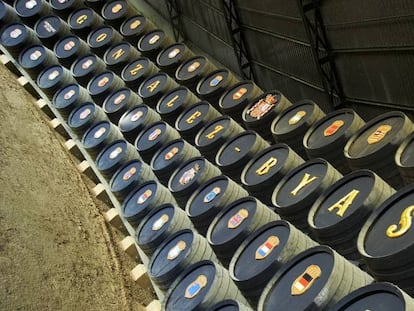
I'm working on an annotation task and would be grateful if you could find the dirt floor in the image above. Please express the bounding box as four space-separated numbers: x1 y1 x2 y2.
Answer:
0 63 154 310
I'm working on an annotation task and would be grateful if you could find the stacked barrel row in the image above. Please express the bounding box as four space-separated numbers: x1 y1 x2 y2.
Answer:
2 0 414 310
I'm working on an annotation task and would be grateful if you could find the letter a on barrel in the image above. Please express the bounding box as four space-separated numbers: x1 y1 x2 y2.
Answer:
185 275 208 299
291 265 322 296
255 236 280 260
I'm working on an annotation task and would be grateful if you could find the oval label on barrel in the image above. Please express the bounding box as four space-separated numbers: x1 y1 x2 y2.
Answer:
152 214 169 231
148 128 162 141
167 240 186 260
122 167 136 181
232 87 247 100
203 187 221 203
367 124 392 144
247 94 277 120
187 61 200 73
386 205 414 238
137 189 152 204
165 147 179 161
131 110 143 122
185 275 208 299
109 146 123 160
209 75 223 87
168 48 180 59
255 235 280 260
179 164 200 185
323 120 344 137
291 265 322 296
227 208 249 229
289 110 307 125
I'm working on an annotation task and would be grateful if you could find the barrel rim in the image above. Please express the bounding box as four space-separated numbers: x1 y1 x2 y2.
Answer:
303 108 357 150
148 228 195 276
102 41 133 64
205 299 244 311
150 137 186 170
328 282 406 311
195 68 230 96
257 245 337 311
175 55 208 81
215 130 259 168
218 80 256 110
120 14 146 36
185 175 230 216
344 111 411 160
101 0 128 20
241 89 283 125
81 119 110 144
270 99 317 135
67 101 96 127
228 219 291 282
357 183 414 262
240 143 292 187
70 53 98 76
308 169 377 231
206 196 258 246
86 70 114 95
395 131 414 168
271 157 329 209
120 56 151 81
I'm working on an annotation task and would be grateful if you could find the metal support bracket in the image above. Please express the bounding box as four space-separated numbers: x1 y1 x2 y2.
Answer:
222 0 256 81
297 0 346 108
166 0 184 42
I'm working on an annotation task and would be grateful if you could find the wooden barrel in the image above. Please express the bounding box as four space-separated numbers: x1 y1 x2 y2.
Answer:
52 83 92 119
87 70 125 106
218 80 263 125
151 138 201 186
120 15 155 46
149 229 217 291
50 0 84 19
137 29 173 61
257 246 373 311
162 260 249 310
195 116 244 163
308 169 395 260
1 23 41 58
215 131 270 183
241 144 304 205
71 54 106 88
109 159 156 203
103 41 140 75
357 184 414 296
344 111 413 189
37 65 76 99
54 35 91 69
329 282 414 311
156 43 194 77
271 100 326 160
206 196 279 267
102 88 142 124
19 44 58 80
121 180 176 227
134 120 181 163
138 72 179 107
14 0 52 27
303 108 365 175
229 220 317 307
68 102 107 138
87 25 122 57
168 157 221 209
242 90 292 142
136 203 194 257
95 139 139 181
35 15 71 49
101 0 133 29
395 132 414 185
185 176 249 236
175 55 216 92
68 8 103 40
272 158 343 233
156 86 199 126
120 57 159 89
196 68 239 109
175 101 221 144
